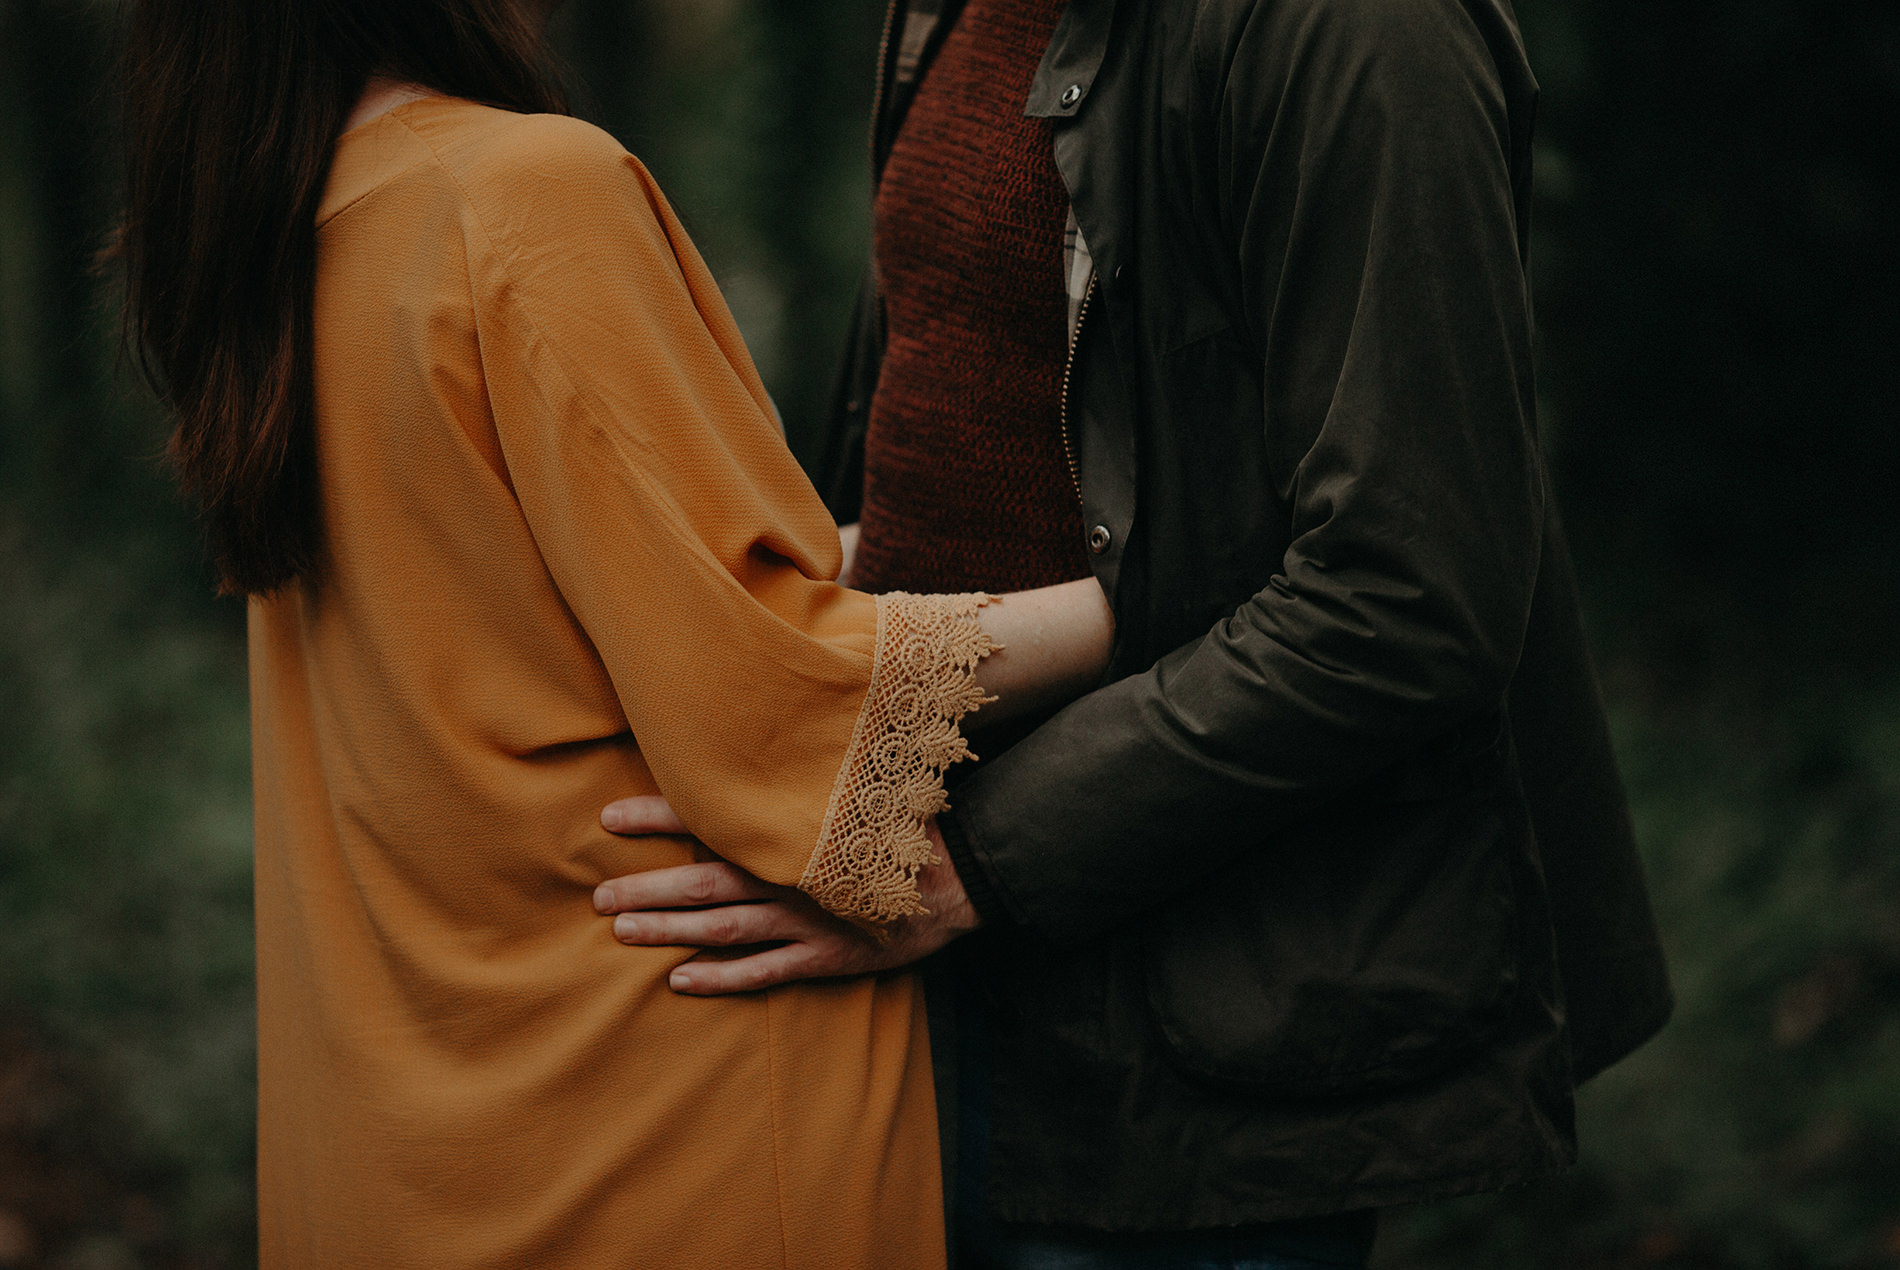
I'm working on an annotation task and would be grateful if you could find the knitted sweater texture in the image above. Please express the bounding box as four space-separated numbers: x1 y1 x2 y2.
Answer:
852 0 1089 596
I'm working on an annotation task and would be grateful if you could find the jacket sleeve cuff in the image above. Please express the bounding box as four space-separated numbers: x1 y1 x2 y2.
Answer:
938 807 1016 931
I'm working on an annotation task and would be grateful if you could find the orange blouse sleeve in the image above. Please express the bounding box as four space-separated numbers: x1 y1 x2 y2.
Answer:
460 116 991 922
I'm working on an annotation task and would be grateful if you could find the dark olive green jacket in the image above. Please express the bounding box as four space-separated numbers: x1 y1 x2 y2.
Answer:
817 0 1673 1228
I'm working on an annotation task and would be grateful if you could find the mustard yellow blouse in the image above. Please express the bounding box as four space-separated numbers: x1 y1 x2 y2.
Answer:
249 97 983 1268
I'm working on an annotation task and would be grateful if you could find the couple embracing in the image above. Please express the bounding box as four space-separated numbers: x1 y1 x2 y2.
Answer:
116 0 1671 1265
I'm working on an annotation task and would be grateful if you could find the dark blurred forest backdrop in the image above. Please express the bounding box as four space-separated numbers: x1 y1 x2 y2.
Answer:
1 0 1897 1265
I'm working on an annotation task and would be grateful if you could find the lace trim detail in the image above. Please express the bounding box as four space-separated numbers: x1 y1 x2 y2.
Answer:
800 592 999 924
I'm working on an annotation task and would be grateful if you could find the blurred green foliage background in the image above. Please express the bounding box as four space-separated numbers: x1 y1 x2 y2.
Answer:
0 0 1895 1265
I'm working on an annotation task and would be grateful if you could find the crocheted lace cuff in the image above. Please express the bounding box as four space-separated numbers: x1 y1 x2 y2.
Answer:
798 592 998 924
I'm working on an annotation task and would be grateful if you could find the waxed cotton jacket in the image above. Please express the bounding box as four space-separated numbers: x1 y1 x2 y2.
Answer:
817 0 1673 1229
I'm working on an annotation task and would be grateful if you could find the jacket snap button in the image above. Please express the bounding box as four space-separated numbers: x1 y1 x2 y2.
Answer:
1087 524 1112 554
1060 83 1084 108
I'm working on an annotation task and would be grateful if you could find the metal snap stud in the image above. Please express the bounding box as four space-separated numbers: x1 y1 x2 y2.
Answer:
1087 524 1112 554
1060 83 1084 108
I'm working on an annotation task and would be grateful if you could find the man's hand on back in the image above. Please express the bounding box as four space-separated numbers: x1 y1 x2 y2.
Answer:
592 796 981 994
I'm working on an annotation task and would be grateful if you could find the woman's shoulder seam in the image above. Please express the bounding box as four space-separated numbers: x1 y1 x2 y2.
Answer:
387 107 655 277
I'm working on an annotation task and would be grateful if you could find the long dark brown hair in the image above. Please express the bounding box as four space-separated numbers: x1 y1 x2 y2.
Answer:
116 1 567 595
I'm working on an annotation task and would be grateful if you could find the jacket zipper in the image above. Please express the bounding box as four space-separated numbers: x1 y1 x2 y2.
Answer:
868 0 901 179
1057 271 1098 507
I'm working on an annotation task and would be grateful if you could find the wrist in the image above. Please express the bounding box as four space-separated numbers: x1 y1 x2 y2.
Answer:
919 821 982 936
928 813 1010 932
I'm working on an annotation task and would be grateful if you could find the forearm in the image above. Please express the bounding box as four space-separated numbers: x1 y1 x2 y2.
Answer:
948 563 1532 941
967 576 1114 730
836 521 861 586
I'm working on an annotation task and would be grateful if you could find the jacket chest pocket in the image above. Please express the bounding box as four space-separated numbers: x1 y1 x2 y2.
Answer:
1141 724 1532 1096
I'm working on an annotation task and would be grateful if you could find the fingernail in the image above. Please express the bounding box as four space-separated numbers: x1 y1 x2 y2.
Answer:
669 969 692 991
614 915 636 939
602 806 624 830
593 886 614 914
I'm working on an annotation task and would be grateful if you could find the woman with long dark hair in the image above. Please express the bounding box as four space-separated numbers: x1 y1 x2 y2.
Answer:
115 2 1112 1264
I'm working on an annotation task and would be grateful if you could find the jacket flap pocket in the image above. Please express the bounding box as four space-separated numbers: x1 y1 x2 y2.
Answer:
1142 779 1524 1096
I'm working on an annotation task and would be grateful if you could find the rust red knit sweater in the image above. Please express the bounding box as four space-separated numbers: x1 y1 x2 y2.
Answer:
850 0 1090 597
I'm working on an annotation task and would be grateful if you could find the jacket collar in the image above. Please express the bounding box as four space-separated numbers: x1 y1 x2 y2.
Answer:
875 0 1121 173
1025 0 1119 120
871 0 958 174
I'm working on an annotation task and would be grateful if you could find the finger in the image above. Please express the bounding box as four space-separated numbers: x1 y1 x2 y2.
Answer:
600 795 689 836
668 942 856 995
593 862 777 914
612 900 817 948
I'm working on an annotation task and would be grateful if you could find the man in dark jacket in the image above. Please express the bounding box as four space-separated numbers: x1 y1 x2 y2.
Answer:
594 0 1672 1262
